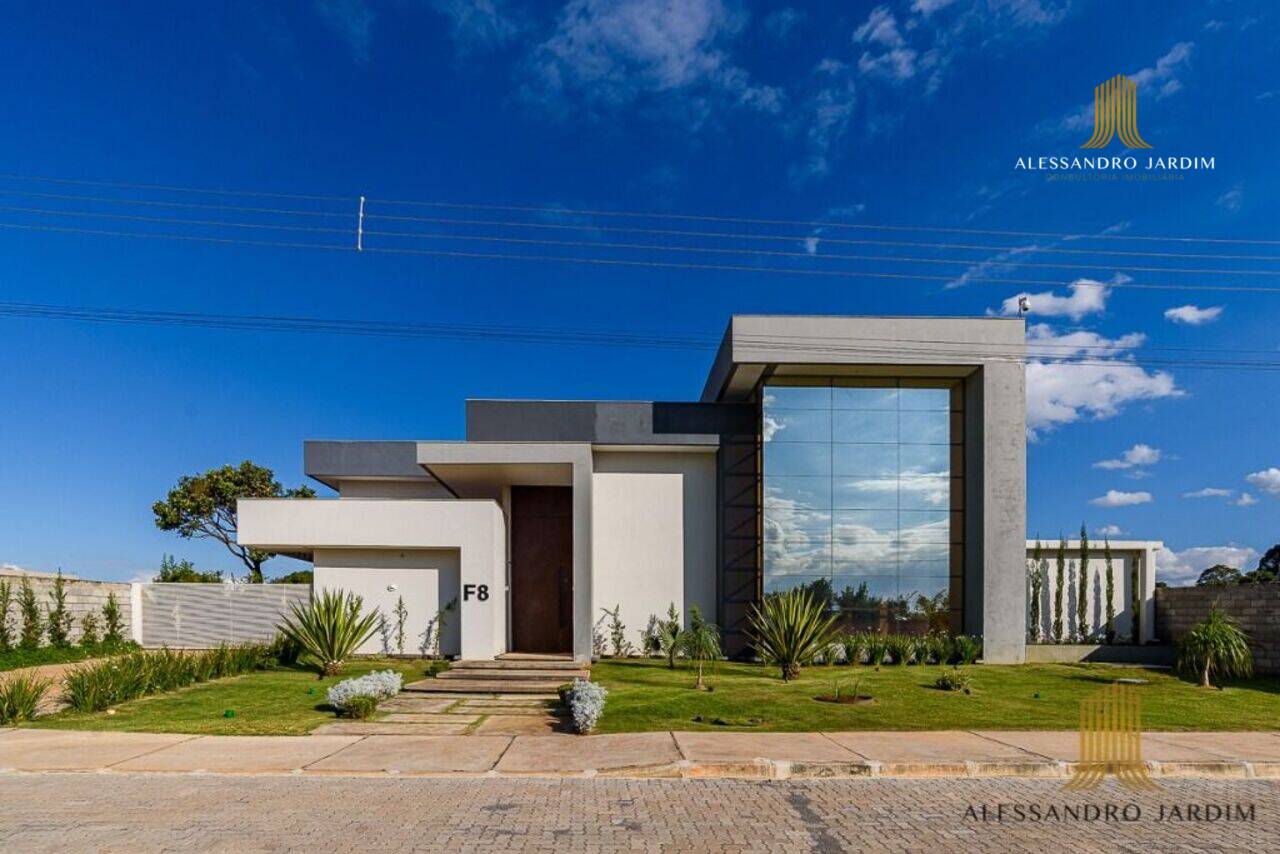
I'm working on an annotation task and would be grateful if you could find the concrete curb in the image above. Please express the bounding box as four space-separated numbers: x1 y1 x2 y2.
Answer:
0 758 1272 781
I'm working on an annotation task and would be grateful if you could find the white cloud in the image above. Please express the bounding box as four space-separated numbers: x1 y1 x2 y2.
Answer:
1090 490 1153 507
1245 467 1280 495
1129 41 1195 99
1163 304 1223 325
1094 443 1161 470
1203 19 1225 32
911 0 958 15
1000 280 1109 321
523 0 782 120
1236 493 1259 507
1183 487 1233 498
853 6 904 47
1024 324 1180 437
1157 544 1258 587
315 0 375 63
1096 524 1124 537
1216 184 1244 213
431 0 522 54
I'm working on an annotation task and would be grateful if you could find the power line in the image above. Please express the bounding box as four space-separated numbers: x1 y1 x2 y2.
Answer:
371 199 1280 247
4 300 1280 372
6 219 1280 294
362 213 1280 263
0 205 353 235
364 228 1280 278
0 188 349 218
4 170 1279 247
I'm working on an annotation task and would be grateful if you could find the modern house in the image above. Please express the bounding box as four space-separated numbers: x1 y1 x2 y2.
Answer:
236 314 1029 663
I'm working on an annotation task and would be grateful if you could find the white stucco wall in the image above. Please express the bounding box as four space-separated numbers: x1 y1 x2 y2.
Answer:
1026 540 1159 644
237 498 505 659
314 549 461 656
591 450 717 651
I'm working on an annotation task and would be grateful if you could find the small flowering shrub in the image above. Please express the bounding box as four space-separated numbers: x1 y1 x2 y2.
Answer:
326 669 402 716
566 678 607 734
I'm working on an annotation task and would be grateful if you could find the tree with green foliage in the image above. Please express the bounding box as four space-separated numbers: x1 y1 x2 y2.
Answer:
154 554 222 583
1052 537 1066 643
102 591 124 644
153 461 315 583
79 611 101 646
1103 539 1116 643
45 569 74 647
1176 605 1253 688
1076 524 1090 641
18 578 42 649
1028 539 1044 642
271 569 314 584
1196 564 1243 586
0 579 12 651
677 606 721 690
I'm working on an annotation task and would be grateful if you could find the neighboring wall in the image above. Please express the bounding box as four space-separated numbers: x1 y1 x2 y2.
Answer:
1026 540 1159 644
0 569 133 644
140 583 309 648
591 450 718 651
1156 585 1280 675
313 548 460 656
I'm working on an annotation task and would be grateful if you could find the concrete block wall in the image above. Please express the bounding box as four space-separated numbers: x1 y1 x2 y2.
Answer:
0 571 133 644
1155 585 1280 675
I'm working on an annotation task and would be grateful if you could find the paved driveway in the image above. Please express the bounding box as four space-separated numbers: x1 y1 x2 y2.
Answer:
1 773 1275 852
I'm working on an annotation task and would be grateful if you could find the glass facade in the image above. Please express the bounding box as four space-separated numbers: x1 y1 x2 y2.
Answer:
762 379 960 633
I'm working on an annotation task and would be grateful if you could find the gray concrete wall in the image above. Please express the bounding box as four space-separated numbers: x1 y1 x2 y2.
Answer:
1156 585 1280 675
0 571 133 645
466 400 724 446
979 359 1027 663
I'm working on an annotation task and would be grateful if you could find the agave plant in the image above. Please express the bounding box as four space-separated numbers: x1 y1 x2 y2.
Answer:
748 588 841 681
883 634 913 665
1176 605 1253 688
278 590 379 677
839 632 867 666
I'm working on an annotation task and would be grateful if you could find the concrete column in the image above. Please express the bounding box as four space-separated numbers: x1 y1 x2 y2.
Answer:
980 361 1027 663
129 582 145 645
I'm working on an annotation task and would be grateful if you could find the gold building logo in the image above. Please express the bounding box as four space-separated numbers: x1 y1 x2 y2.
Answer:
1080 74 1152 150
1065 683 1160 791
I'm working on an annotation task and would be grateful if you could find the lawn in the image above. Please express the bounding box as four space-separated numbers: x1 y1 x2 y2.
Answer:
30 658 427 736
591 658 1280 733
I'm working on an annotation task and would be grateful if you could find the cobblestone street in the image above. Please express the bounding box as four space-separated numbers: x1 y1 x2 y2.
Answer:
1 773 1275 852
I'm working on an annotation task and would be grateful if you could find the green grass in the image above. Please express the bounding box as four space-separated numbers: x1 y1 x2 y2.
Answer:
591 658 1280 733
0 641 138 674
31 658 426 736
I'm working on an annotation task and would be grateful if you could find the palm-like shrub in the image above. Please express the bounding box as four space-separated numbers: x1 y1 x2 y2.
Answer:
278 590 379 677
1176 606 1253 688
950 634 982 665
883 634 913 665
862 634 888 667
0 673 49 724
677 606 721 689
839 632 867 665
748 588 840 681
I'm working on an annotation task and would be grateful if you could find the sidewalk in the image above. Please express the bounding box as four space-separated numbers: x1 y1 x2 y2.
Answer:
4 727 1280 779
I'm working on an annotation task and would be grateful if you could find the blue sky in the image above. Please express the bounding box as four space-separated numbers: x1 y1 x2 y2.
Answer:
0 0 1276 585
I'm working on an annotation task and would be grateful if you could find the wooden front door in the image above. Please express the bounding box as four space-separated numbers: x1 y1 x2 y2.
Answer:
510 486 573 654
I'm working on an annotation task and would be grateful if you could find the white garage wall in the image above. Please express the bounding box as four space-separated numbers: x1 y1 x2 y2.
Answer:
591 450 717 651
314 548 461 656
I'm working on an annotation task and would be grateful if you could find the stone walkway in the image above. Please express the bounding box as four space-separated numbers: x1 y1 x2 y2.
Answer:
5 774 1277 852
313 693 568 736
5 727 1280 779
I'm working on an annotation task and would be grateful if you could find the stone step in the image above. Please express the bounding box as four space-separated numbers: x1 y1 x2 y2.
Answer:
312 721 471 736
403 678 568 695
454 706 564 717
438 668 588 682
455 658 585 671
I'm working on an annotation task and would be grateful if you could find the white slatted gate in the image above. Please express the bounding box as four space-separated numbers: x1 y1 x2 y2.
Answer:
140 583 310 648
